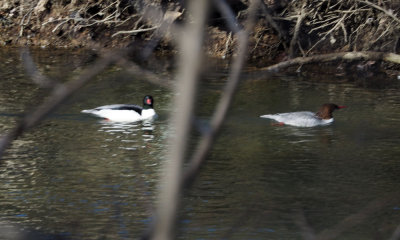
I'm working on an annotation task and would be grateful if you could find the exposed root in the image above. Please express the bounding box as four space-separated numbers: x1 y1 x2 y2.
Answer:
0 0 399 62
280 0 400 55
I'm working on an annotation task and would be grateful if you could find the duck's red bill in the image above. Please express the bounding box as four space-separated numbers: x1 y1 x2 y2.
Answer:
338 106 346 109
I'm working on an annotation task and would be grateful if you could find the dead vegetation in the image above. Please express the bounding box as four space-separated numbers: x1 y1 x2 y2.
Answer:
245 0 400 61
283 0 400 54
0 0 399 61
0 0 183 49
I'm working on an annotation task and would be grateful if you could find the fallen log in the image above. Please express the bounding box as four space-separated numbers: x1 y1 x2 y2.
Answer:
258 51 400 73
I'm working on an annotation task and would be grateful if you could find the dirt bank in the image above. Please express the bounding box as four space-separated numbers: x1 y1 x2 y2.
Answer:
1 0 399 65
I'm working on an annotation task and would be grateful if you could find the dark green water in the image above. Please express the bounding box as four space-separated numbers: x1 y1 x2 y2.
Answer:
0 49 400 239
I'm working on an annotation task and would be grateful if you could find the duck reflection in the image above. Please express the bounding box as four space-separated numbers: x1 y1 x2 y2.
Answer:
273 125 335 145
97 120 156 151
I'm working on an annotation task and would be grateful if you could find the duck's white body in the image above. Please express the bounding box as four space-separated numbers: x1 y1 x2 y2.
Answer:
82 95 157 122
260 103 345 127
260 111 333 127
82 105 157 122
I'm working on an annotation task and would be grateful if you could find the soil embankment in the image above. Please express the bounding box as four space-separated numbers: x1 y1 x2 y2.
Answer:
1 0 399 64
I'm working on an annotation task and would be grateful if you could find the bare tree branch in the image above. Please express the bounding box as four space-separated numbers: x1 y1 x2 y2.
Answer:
289 2 306 58
388 224 400 240
111 26 160 37
212 0 241 34
315 194 399 240
257 51 400 74
147 1 210 240
294 208 316 240
140 9 182 60
260 1 288 48
143 0 263 238
306 6 353 55
0 50 124 159
117 59 173 89
20 48 56 88
357 0 400 24
183 0 259 187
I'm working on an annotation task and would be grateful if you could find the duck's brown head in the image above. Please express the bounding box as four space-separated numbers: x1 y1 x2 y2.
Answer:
316 103 346 119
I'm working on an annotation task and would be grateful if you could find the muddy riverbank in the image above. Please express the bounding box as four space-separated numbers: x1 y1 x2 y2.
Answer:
1 0 399 66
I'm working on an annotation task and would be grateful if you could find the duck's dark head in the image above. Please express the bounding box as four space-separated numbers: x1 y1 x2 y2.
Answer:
143 95 154 109
316 103 346 119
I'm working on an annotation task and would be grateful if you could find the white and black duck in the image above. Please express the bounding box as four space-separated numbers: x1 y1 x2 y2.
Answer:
82 95 157 122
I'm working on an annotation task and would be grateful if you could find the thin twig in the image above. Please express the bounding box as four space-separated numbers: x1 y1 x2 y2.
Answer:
306 6 353 55
19 8 33 37
112 26 160 37
357 0 400 24
52 19 71 33
289 2 306 58
370 19 395 46
340 22 347 42
222 31 232 59
183 0 259 188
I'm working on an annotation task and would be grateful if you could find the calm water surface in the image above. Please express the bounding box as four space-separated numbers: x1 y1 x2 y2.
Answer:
0 49 400 239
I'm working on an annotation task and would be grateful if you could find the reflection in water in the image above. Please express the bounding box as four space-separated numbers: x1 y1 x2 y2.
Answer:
0 118 164 239
271 125 334 144
97 120 156 151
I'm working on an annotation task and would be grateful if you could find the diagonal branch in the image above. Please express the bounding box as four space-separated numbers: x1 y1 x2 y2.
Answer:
357 0 400 24
116 58 173 89
260 1 288 47
388 224 400 240
0 50 124 159
20 48 57 88
183 0 259 188
315 194 399 240
212 0 241 34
